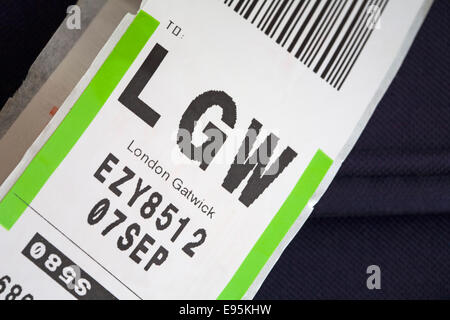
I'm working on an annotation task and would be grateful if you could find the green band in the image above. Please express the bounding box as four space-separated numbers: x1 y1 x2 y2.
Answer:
0 11 160 230
218 149 333 299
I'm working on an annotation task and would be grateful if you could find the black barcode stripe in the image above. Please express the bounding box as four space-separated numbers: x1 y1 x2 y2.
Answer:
240 0 252 15
270 0 294 38
306 0 347 68
287 0 322 53
328 0 376 85
321 0 368 79
266 0 289 35
276 0 305 44
254 1 271 26
295 0 332 58
262 0 282 31
336 0 387 89
333 0 385 87
244 0 260 19
300 0 339 62
224 0 389 90
282 0 310 47
337 0 389 89
234 0 246 12
257 1 276 28
314 0 358 73
252 0 267 23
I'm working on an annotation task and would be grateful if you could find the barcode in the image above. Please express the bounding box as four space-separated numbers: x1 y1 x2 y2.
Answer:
223 0 389 90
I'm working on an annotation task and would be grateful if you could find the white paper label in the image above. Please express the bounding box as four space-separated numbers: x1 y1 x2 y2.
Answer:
0 0 432 300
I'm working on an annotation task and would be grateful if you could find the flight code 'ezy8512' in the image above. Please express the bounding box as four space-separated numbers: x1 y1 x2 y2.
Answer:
89 152 208 273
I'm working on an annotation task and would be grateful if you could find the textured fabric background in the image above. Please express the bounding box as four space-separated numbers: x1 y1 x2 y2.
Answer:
0 0 448 299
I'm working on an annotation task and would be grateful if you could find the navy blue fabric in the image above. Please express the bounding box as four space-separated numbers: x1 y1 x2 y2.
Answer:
0 0 448 300
257 0 450 299
0 0 76 110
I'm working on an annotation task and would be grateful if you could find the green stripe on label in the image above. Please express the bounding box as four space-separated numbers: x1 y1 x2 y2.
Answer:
218 149 333 300
0 11 159 230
